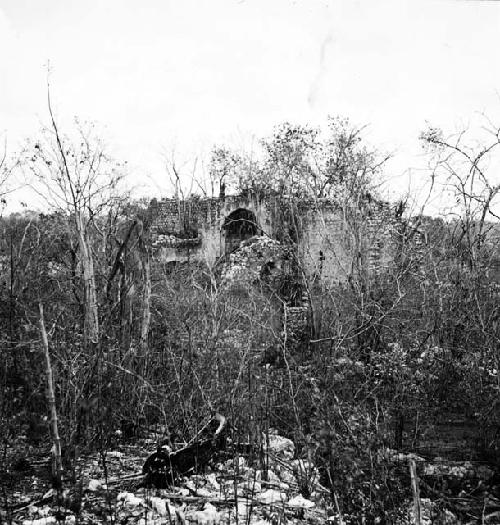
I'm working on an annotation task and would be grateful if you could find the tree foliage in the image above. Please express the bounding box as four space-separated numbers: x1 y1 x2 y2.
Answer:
209 117 388 204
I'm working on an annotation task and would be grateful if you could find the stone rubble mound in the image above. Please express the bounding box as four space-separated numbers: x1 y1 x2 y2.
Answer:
220 236 288 288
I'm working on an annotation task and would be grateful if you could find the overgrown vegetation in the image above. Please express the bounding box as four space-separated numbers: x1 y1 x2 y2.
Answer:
1 115 500 522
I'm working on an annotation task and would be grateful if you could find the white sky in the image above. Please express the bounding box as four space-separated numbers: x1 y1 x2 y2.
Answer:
1 0 500 209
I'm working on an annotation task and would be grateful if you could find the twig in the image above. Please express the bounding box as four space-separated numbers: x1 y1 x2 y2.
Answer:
409 458 422 525
38 303 63 496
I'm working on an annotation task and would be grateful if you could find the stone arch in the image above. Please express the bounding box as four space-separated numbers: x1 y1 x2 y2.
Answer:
222 208 259 254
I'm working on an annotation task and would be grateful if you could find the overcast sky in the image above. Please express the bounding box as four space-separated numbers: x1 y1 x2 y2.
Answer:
1 0 500 208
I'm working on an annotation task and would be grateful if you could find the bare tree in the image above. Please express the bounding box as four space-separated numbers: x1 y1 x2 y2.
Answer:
0 136 9 197
160 145 199 198
0 134 22 213
420 118 500 271
22 92 125 345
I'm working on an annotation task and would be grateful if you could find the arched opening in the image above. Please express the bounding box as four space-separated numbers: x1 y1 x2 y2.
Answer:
222 208 258 254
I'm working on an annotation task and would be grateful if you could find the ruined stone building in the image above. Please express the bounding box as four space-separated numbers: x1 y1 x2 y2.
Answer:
148 192 403 284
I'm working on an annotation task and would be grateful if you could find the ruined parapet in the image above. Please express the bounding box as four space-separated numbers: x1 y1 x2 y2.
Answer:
147 192 406 282
148 193 277 265
296 197 403 281
148 197 220 263
149 197 220 238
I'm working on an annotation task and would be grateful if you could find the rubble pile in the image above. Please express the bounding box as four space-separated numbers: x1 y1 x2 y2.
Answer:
11 431 330 525
220 236 289 289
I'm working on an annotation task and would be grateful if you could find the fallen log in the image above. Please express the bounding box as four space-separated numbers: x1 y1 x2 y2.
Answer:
143 413 228 488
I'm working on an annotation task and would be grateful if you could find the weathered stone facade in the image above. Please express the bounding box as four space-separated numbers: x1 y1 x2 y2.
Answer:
148 192 402 282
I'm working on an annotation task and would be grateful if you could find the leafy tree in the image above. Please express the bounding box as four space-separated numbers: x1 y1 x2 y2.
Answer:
212 117 389 203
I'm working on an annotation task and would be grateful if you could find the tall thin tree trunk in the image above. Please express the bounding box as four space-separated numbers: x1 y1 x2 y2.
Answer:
38 302 63 491
140 249 151 353
120 267 134 354
76 212 99 345
9 229 17 374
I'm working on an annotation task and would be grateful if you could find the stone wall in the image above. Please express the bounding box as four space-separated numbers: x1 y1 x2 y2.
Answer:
297 201 352 283
148 193 402 282
148 193 278 264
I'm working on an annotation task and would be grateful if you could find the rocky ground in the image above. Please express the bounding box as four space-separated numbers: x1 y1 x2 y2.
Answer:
2 429 334 525
2 427 500 524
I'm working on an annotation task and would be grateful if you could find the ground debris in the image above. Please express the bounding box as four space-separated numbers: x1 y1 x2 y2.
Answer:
7 428 500 524
8 428 331 524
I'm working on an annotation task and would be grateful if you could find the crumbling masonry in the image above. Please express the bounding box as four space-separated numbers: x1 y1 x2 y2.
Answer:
148 192 402 283
148 192 406 346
